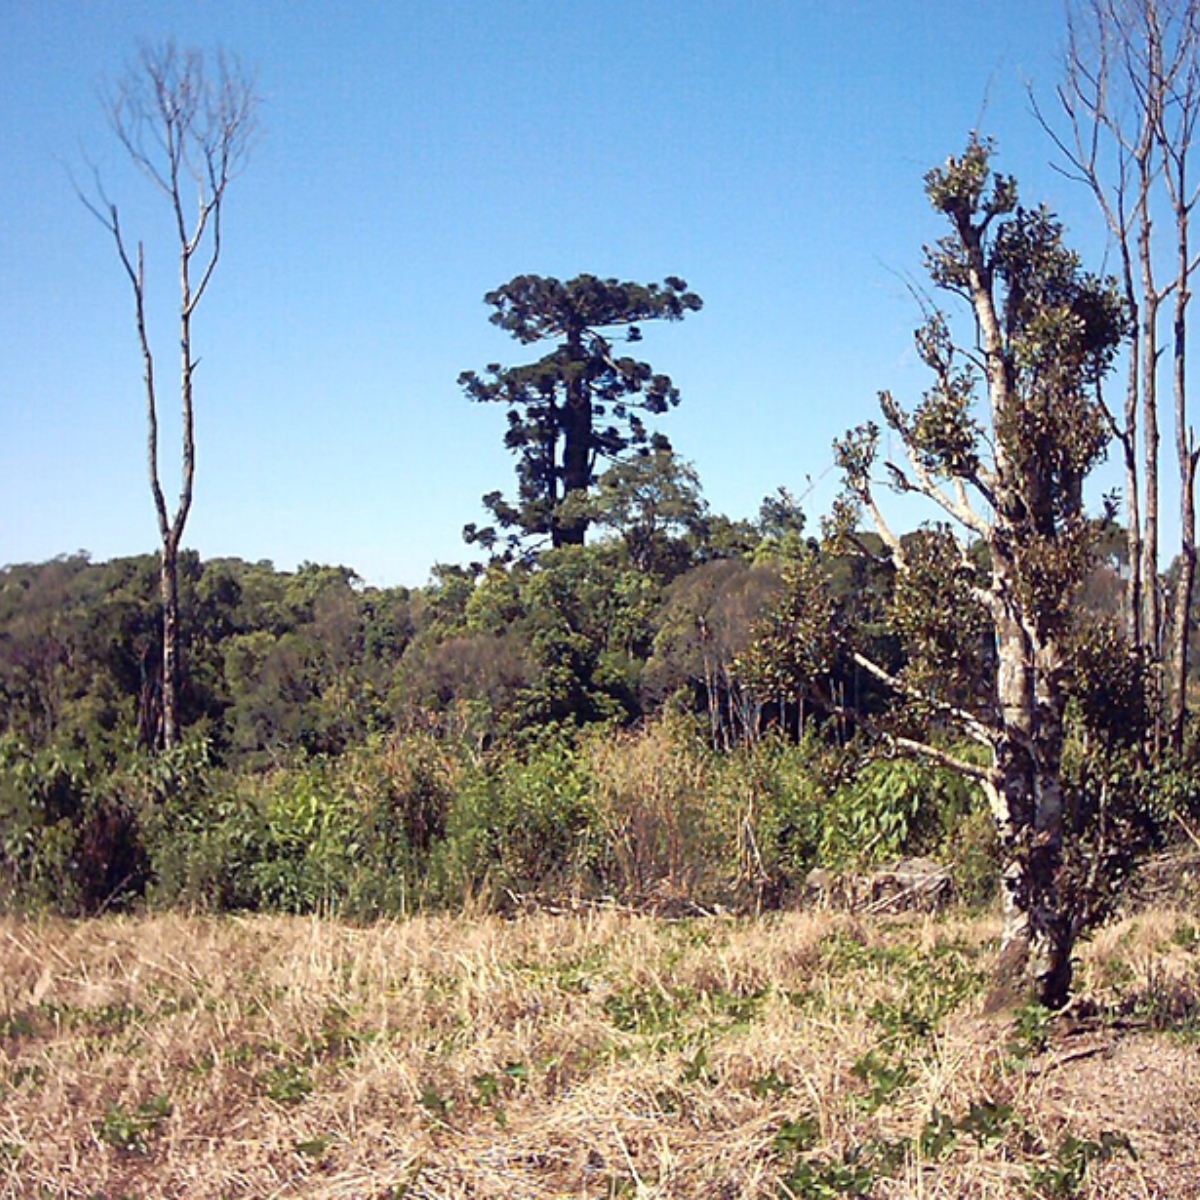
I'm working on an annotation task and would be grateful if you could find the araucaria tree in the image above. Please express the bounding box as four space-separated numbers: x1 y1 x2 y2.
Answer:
459 274 702 553
85 43 258 749
831 140 1131 1007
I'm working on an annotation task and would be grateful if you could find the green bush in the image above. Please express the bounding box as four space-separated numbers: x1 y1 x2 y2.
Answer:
819 754 985 869
0 735 148 914
0 717 1003 919
0 737 88 912
428 728 599 907
730 732 844 893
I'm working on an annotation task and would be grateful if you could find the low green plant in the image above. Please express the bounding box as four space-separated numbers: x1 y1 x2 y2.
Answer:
778 1150 877 1198
95 1093 172 1155
1028 1130 1136 1198
958 1098 1015 1146
603 984 693 1040
918 1109 958 1159
469 1061 529 1127
1171 922 1198 950
773 1113 820 1155
680 1045 716 1085
751 1068 791 1098
850 1048 911 1111
1007 1002 1054 1060
417 1082 453 1120
294 1136 333 1159
261 1062 313 1106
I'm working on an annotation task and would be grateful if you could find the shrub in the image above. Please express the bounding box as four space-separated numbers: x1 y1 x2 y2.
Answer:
728 732 845 899
428 727 600 907
820 753 986 869
0 735 148 914
587 717 725 904
0 736 88 912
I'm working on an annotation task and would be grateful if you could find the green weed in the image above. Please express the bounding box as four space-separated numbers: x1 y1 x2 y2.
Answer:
850 1048 911 1111
918 1109 958 1159
958 1098 1015 1146
95 1093 172 1155
261 1062 313 1106
773 1113 820 1155
1171 922 1198 950
1028 1130 1136 1198
751 1068 791 1098
294 1135 333 1159
1007 1002 1054 1060
778 1150 877 1198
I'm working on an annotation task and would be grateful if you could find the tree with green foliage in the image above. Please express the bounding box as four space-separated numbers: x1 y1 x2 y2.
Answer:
853 140 1137 1007
648 557 785 746
459 274 702 553
752 140 1136 1008
563 448 710 578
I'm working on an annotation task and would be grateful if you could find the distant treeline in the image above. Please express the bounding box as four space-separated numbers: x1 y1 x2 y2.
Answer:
0 488 807 763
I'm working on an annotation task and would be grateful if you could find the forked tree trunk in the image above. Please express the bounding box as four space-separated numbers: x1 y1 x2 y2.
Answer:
954 185 1079 1010
85 43 257 751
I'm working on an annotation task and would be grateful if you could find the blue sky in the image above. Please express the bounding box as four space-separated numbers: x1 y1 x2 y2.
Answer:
1 1 1106 587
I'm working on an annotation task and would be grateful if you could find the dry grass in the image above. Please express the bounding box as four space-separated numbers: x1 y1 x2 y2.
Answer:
1 904 1198 1198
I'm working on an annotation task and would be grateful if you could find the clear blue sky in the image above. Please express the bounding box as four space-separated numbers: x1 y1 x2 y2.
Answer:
1 1 1108 587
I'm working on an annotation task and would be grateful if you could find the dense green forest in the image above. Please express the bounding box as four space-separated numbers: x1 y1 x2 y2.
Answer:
0 452 1153 921
0 486 930 914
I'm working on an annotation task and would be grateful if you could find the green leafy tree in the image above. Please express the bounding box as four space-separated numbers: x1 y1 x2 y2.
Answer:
648 558 785 746
459 274 702 552
754 486 809 561
752 140 1133 1007
563 447 710 578
846 139 1132 1007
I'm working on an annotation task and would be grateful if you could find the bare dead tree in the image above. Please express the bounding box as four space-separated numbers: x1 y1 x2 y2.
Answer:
1159 3 1200 750
1040 0 1200 751
83 42 258 749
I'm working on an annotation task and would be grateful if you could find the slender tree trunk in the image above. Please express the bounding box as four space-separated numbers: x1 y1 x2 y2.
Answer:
1141 206 1164 745
1170 137 1198 751
1123 281 1145 649
1139 13 1169 750
160 542 181 749
1172 465 1197 749
1171 262 1197 748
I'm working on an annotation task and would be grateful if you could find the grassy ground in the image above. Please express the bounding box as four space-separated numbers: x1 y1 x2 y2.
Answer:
1 902 1198 1199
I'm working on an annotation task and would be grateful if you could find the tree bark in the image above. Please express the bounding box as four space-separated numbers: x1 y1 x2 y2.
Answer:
160 542 181 749
557 326 592 547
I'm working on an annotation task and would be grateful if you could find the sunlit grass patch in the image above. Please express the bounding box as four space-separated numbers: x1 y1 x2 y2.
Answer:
0 906 1196 1197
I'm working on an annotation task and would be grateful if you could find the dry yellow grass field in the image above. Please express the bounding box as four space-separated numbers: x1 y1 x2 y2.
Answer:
1 903 1198 1198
